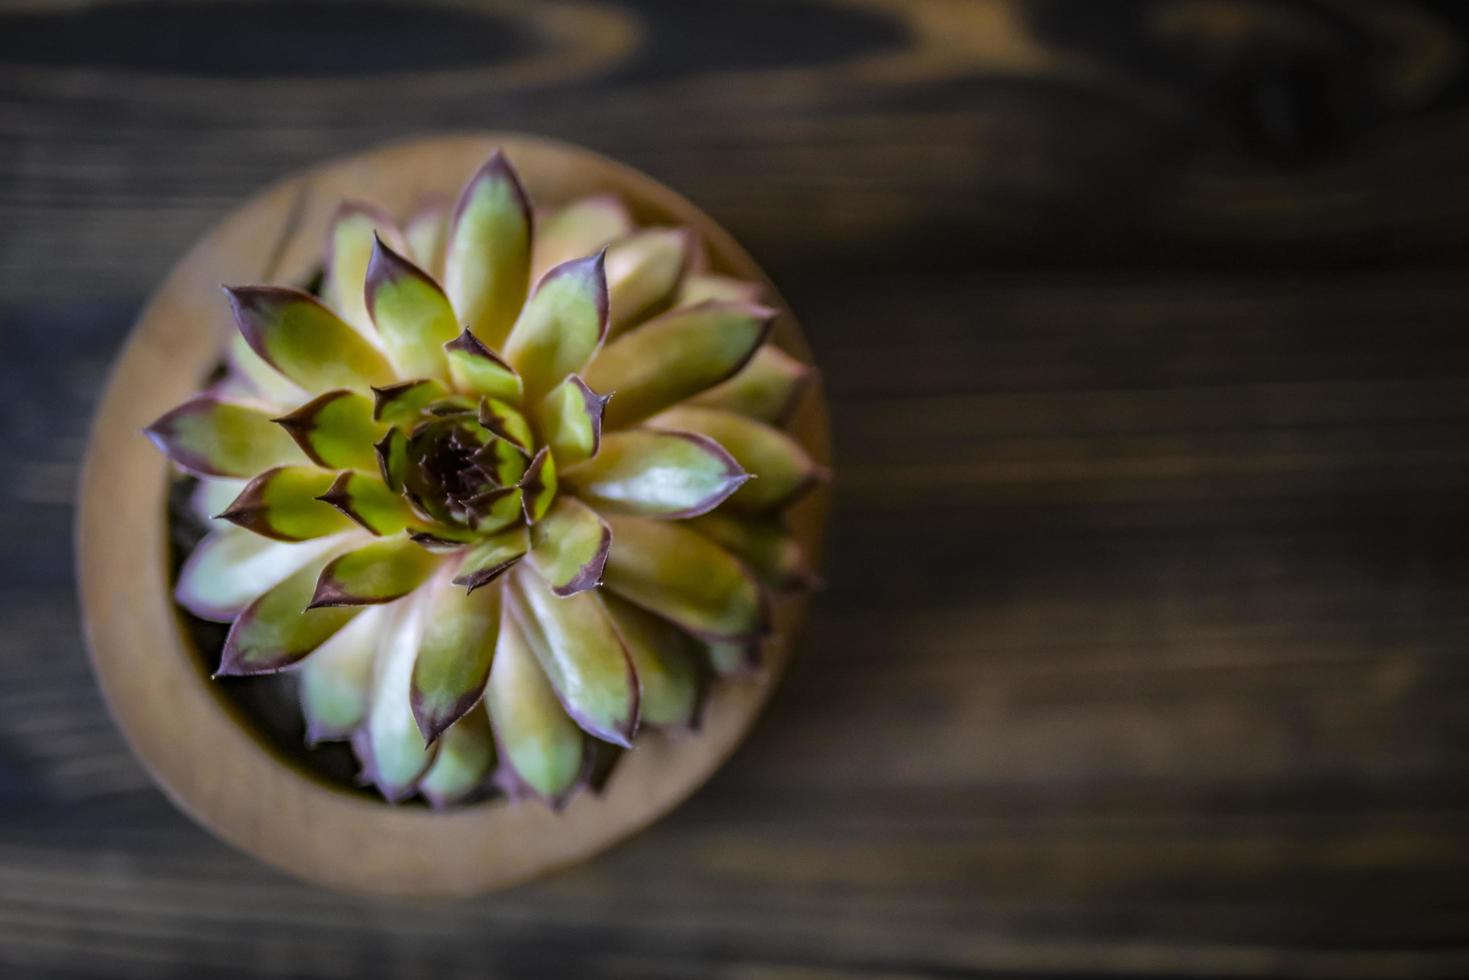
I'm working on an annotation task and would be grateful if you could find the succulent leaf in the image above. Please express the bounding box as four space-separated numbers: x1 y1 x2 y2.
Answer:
219 466 357 541
484 438 530 489
532 194 632 279
676 272 763 307
357 595 437 800
405 201 449 280
411 572 502 743
519 447 558 523
486 612 586 805
476 397 534 453
527 497 610 597
299 603 388 743
687 344 812 424
316 471 415 536
226 286 395 393
603 594 701 728
146 395 307 478
509 568 639 746
419 707 494 809
176 526 347 623
605 228 691 334
586 301 775 428
652 406 822 512
218 547 363 676
532 375 609 467
687 511 814 590
228 332 306 407
309 537 441 608
443 329 523 402
323 202 406 336
191 477 248 527
365 237 460 382
452 525 529 592
272 389 383 471
374 427 410 493
503 252 609 401
444 151 532 349
466 487 524 535
565 428 746 518
602 514 764 641
372 378 450 425
176 525 345 625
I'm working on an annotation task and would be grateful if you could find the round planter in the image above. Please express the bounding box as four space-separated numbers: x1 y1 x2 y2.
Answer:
77 134 830 896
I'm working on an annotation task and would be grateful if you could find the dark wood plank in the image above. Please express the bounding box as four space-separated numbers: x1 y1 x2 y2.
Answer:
5 0 1469 976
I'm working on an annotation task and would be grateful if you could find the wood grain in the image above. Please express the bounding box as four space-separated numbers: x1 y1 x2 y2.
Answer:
6 0 1469 976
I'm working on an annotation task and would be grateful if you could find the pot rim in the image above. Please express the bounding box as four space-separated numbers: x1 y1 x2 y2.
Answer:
76 133 830 896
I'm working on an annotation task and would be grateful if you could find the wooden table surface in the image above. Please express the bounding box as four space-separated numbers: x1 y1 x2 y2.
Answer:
5 1 1469 977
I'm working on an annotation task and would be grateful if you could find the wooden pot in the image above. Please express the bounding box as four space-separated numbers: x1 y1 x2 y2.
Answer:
76 134 830 896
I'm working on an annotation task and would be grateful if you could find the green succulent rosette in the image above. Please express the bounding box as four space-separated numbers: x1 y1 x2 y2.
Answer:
146 152 821 808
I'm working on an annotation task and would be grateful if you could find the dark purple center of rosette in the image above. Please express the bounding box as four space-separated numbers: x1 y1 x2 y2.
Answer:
402 412 517 530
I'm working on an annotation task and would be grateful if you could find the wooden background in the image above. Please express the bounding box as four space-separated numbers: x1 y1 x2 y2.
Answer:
5 0 1469 976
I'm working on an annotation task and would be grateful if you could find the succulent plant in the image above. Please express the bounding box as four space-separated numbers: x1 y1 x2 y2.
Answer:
145 152 821 808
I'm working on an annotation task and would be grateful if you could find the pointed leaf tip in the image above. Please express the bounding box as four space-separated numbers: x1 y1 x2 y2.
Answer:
532 374 610 467
509 571 639 747
566 428 748 519
445 150 533 349
410 576 502 745
452 525 529 593
532 193 633 279
370 377 449 425
527 497 611 597
323 201 405 337
476 396 533 452
518 447 558 524
218 548 362 676
145 395 306 477
503 250 610 401
442 328 524 401
365 236 459 382
307 537 439 609
217 466 355 542
375 427 409 492
585 301 776 428
418 707 494 808
314 470 413 536
225 284 395 393
651 406 820 512
270 389 381 471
